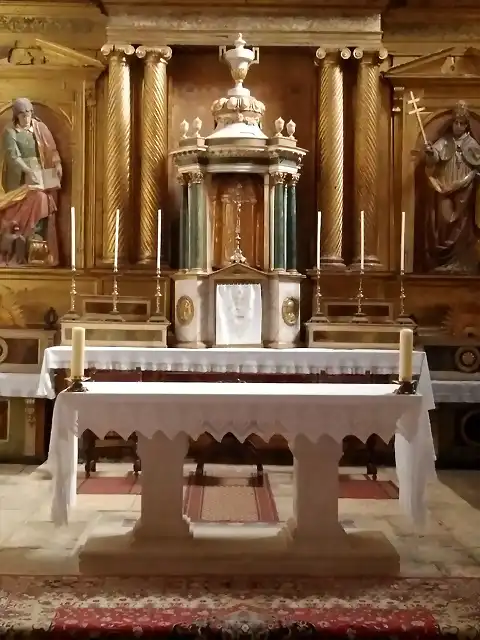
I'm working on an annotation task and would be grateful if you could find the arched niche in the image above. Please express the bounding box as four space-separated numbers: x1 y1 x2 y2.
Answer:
412 107 480 272
0 39 104 269
385 46 480 273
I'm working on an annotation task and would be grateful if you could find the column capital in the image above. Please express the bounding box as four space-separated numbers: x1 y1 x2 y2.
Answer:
289 174 300 186
352 47 388 64
136 45 172 64
271 171 286 185
188 171 205 184
101 43 135 61
315 48 351 66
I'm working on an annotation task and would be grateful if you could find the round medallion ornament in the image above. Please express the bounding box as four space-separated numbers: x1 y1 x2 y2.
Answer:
454 346 480 374
281 297 299 327
176 295 195 326
0 338 8 364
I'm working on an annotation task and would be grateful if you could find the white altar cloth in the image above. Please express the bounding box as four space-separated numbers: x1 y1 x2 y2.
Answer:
50 381 434 532
37 346 432 399
37 347 435 482
0 373 42 398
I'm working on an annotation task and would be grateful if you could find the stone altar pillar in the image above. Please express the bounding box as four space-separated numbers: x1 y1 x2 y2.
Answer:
100 44 134 265
352 48 388 269
315 48 350 269
135 46 172 265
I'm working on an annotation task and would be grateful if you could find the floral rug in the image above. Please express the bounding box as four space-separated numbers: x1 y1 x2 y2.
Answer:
0 576 479 639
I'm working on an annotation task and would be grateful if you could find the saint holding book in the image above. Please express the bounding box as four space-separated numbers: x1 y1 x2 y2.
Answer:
0 98 61 265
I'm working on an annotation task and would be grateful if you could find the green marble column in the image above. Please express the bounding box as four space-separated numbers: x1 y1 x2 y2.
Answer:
178 176 189 269
286 174 299 271
272 172 286 271
187 171 205 270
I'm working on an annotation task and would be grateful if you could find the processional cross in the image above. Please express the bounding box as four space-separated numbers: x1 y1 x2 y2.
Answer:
407 91 429 145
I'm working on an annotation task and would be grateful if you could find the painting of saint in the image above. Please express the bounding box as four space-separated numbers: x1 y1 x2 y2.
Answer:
0 98 61 266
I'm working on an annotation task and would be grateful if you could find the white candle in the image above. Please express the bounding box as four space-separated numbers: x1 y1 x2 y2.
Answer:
399 328 414 382
360 210 365 271
114 209 119 270
70 206 76 270
316 211 322 271
70 327 85 379
156 209 162 272
400 211 406 273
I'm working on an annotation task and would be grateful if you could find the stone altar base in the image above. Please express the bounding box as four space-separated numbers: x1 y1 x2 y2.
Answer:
79 526 399 577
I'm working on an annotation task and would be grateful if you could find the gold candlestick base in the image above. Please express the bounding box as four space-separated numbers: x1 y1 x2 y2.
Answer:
62 269 80 321
351 269 369 324
148 270 166 323
108 270 125 322
395 271 415 325
394 379 417 395
66 376 90 393
311 269 329 322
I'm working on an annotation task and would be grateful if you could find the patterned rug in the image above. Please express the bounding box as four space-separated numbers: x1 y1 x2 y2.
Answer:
77 473 399 501
0 576 479 638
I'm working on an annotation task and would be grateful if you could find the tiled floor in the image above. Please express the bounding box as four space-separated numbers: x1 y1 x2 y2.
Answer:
0 462 479 577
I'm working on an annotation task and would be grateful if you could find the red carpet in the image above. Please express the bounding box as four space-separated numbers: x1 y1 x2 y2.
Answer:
77 473 399 501
1 576 479 638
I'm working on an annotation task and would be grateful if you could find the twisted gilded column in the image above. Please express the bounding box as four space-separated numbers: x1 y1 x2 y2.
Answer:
315 48 350 269
352 47 388 269
136 46 172 264
100 44 134 264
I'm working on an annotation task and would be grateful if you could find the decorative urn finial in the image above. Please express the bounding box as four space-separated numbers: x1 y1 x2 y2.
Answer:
220 33 259 96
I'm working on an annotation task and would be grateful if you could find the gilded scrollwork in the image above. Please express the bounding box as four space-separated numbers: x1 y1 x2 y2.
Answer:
271 172 286 185
188 171 205 185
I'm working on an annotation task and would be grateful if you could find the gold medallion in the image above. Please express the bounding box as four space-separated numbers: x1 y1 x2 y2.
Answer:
176 295 195 326
281 296 299 327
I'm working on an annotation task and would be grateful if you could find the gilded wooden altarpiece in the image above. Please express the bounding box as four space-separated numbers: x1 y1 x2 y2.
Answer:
0 0 479 337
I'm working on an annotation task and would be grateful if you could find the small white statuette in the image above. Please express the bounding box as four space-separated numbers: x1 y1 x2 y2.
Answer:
192 117 203 138
274 117 285 137
180 120 189 139
286 120 296 140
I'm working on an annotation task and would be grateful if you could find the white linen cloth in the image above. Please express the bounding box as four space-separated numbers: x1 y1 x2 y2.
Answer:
215 283 262 346
37 347 435 483
0 373 42 398
50 381 434 529
37 346 432 400
431 380 480 403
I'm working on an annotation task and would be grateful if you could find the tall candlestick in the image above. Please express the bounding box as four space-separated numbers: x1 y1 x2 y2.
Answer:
70 327 85 379
316 211 322 271
156 209 162 272
114 209 119 270
400 210 406 273
399 328 413 382
70 206 76 270
360 210 365 271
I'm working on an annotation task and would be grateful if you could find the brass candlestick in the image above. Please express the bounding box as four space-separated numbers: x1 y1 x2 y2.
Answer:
394 379 417 395
148 268 165 323
62 267 80 321
396 270 415 325
108 267 125 321
352 268 368 323
312 268 328 321
65 376 90 393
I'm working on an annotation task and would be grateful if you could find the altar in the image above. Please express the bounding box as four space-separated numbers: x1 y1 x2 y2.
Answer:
50 380 433 577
